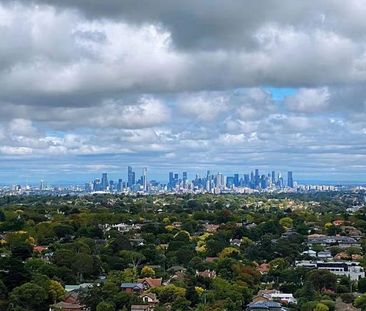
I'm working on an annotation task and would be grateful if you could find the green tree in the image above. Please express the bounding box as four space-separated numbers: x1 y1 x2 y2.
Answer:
9 282 48 311
96 301 115 311
314 303 329 311
71 253 94 282
354 293 366 309
48 280 65 304
279 217 293 229
307 269 337 291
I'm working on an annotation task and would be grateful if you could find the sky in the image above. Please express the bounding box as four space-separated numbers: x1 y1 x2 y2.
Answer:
0 0 366 184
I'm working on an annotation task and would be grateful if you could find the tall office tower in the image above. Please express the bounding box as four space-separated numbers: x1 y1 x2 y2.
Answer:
85 182 93 192
271 171 276 185
226 176 235 188
143 167 148 192
255 169 260 187
168 172 174 189
128 166 135 188
109 180 114 192
250 171 254 186
93 178 101 191
174 173 179 188
101 173 108 190
260 175 268 189
244 174 250 186
183 172 187 188
234 173 239 187
40 180 45 191
215 173 225 188
117 179 123 192
287 171 294 188
277 173 284 188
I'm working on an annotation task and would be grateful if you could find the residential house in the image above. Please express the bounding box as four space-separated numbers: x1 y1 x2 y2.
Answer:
137 278 162 290
203 224 220 233
140 293 159 306
121 283 144 294
230 239 242 247
295 260 365 281
196 270 216 279
254 290 297 305
131 305 153 311
246 301 285 311
49 292 88 311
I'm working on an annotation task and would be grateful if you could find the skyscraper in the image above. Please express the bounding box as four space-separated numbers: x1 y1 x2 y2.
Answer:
143 167 148 192
101 173 108 190
168 172 174 189
183 171 187 189
128 166 135 188
117 179 123 192
234 173 239 187
287 171 294 188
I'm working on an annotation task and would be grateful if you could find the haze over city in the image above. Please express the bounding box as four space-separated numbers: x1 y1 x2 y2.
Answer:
0 1 366 184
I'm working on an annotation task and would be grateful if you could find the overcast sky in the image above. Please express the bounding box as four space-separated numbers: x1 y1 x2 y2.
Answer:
0 0 366 184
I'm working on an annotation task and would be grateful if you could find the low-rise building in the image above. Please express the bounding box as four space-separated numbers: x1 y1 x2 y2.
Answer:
295 260 365 281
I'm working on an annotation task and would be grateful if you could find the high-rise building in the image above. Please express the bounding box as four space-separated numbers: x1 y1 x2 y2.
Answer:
143 167 148 192
287 171 294 188
234 173 239 187
168 172 174 189
271 171 276 185
255 169 259 187
128 166 135 188
117 179 123 192
93 178 101 191
183 172 187 189
101 173 108 190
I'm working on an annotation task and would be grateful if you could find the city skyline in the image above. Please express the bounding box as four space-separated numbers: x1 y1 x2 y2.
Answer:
3 165 366 187
0 1 366 183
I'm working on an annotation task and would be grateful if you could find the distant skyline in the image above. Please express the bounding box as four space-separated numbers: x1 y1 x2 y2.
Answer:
0 1 366 183
1 164 365 186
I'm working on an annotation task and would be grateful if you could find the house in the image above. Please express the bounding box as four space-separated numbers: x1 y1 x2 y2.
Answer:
295 260 365 281
121 283 144 294
49 301 88 311
196 270 216 279
49 292 88 311
131 305 153 311
254 290 297 305
140 293 159 305
307 235 360 249
257 263 270 274
203 224 220 233
137 278 162 289
230 239 242 247
317 251 332 260
33 245 48 253
65 284 93 293
246 301 284 311
301 250 317 258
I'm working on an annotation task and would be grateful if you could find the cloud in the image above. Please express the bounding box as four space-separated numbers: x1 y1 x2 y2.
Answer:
0 1 365 182
286 88 330 112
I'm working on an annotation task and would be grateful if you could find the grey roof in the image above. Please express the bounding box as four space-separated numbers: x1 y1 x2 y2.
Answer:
248 301 282 308
121 282 144 289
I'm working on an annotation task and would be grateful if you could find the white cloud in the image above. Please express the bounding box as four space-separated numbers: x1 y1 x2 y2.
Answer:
286 88 330 113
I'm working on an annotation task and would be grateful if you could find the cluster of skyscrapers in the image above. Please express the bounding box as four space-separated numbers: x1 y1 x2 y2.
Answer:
168 170 294 192
85 166 148 193
85 167 295 193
